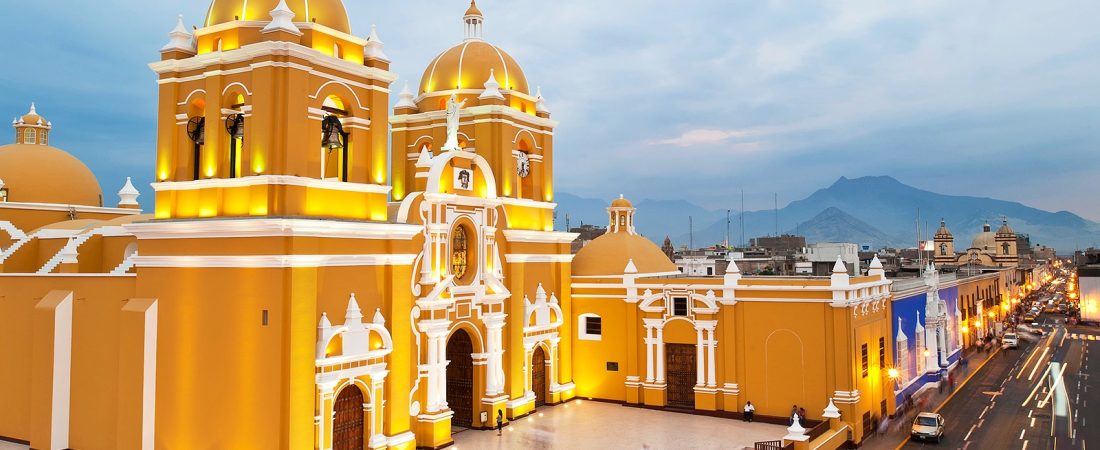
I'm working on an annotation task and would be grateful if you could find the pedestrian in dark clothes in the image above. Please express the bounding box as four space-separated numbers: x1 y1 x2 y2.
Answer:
496 409 503 436
798 407 807 424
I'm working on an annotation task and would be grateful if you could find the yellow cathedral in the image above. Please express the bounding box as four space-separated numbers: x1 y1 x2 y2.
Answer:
0 2 894 449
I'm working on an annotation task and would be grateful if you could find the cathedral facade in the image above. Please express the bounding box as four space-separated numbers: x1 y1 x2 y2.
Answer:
0 2 893 449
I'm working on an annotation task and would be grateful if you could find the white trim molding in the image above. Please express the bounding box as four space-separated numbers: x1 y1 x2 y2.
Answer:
504 254 574 264
501 229 578 244
133 254 417 268
125 218 421 240
150 174 392 195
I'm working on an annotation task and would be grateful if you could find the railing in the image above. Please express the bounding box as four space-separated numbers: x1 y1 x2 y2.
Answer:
807 419 831 441
754 440 792 450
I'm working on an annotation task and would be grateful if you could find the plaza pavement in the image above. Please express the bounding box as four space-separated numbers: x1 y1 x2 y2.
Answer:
453 399 787 450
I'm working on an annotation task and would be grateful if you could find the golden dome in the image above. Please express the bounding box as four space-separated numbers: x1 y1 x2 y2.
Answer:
465 0 483 17
573 232 678 277
611 195 633 208
204 0 351 34
0 144 103 206
420 40 529 95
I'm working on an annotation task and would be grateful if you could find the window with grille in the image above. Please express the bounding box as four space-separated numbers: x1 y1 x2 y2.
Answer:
861 344 869 378
578 314 602 341
673 297 689 316
879 337 886 370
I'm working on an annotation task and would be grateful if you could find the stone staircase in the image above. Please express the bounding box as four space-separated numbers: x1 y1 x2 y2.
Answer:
111 251 138 274
0 221 30 263
36 233 92 274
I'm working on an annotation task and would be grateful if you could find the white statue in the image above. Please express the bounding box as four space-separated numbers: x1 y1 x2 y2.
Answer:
441 94 467 151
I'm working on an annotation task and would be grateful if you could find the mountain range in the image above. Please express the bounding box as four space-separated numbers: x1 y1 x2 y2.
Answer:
553 176 1099 253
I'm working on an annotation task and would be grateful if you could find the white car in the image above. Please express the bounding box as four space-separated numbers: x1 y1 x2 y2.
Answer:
1003 332 1019 348
911 412 945 443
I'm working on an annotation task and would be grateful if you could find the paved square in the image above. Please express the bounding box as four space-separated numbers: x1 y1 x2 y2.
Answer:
453 400 787 450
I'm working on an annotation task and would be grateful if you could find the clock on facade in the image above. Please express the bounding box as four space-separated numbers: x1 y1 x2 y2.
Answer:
516 152 530 178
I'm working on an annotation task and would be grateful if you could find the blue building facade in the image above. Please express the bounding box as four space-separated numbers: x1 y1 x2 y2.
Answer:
890 271 962 406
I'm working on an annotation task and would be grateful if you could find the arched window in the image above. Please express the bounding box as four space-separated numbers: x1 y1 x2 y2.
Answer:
333 42 342 59
940 243 947 256
213 38 223 52
40 131 47 146
23 129 35 145
451 226 469 279
1002 243 1010 255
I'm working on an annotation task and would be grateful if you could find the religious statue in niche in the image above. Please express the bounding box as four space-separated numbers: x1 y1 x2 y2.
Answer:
454 168 472 191
452 227 468 279
442 94 467 151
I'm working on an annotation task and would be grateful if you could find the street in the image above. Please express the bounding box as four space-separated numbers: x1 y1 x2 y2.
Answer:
901 313 1097 450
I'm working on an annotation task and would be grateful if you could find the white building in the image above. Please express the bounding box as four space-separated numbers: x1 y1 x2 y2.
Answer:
804 242 859 275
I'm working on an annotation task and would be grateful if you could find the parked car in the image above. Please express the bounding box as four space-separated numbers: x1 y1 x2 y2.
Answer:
1003 332 1019 348
911 412 945 443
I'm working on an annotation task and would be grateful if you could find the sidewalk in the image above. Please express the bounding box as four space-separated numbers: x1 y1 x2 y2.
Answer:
860 345 1002 450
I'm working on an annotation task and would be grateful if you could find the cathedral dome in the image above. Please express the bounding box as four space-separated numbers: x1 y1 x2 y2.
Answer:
419 41 529 95
418 1 530 95
970 224 996 251
204 0 351 34
572 196 677 277
0 144 103 206
572 232 678 277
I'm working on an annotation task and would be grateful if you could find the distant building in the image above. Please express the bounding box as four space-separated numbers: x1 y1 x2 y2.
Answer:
750 234 806 253
570 223 607 253
932 219 1020 268
804 242 859 275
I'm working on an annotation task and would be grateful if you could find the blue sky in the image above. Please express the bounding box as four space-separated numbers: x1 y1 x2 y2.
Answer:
2 0 1098 220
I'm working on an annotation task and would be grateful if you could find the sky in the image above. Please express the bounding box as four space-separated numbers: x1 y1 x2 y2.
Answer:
1 0 1098 220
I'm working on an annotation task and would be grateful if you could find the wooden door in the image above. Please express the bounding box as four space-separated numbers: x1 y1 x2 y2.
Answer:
665 343 696 409
532 346 547 407
333 385 364 450
446 329 474 429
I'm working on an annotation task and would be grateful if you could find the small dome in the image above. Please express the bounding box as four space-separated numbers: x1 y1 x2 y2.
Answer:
971 230 996 251
0 144 103 206
420 40 529 95
465 0 483 17
572 232 678 277
204 0 351 34
611 195 633 208
996 220 1015 236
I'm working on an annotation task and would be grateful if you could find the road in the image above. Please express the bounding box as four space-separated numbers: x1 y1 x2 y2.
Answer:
902 313 1097 450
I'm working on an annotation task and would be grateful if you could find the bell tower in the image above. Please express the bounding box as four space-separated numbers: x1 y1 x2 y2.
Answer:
150 3 394 221
933 219 954 266
390 1 557 233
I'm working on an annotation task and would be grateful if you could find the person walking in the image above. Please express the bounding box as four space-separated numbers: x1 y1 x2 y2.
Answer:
496 409 503 436
743 401 755 422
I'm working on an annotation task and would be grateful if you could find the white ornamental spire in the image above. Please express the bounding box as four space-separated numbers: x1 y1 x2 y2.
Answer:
161 15 195 53
27 102 37 116
117 177 140 208
535 86 550 114
395 82 417 109
364 24 389 61
345 293 363 326
262 0 301 35
478 69 505 101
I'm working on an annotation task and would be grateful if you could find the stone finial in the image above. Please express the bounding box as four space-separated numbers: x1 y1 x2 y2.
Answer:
117 177 140 208
784 414 809 441
395 82 417 109
161 15 195 52
822 400 841 419
478 69 505 100
364 24 389 61
262 0 301 35
832 256 847 274
372 307 385 325
624 258 638 274
535 86 550 114
345 293 363 325
318 312 332 329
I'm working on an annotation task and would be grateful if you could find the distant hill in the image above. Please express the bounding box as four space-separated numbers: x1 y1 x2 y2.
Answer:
556 176 1100 252
789 207 904 247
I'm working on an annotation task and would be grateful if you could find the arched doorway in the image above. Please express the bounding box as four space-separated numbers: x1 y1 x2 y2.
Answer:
446 329 474 430
532 346 547 407
665 343 696 409
333 384 364 450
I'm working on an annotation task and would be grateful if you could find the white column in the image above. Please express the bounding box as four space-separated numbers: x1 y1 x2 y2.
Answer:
421 323 449 413
695 326 705 386
706 328 717 387
656 326 666 383
644 326 655 383
370 376 388 448
483 313 506 396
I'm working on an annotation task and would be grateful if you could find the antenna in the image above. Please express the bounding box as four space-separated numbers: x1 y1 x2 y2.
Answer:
565 213 571 231
740 188 745 247
774 193 778 237
689 215 694 249
726 209 731 249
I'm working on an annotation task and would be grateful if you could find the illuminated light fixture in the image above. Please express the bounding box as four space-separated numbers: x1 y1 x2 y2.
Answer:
887 368 899 379
923 349 930 357
961 325 969 333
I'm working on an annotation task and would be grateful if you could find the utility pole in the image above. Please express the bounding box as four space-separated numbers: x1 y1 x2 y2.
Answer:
565 213 571 232
740 188 745 247
774 193 779 237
